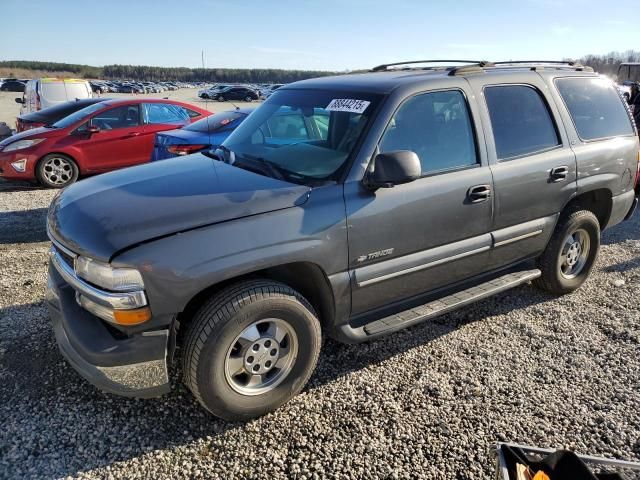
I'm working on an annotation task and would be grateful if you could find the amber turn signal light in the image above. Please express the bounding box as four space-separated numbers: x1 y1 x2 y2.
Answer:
113 307 152 326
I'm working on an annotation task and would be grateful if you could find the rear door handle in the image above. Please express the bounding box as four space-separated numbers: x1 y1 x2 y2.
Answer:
467 184 491 203
550 165 569 182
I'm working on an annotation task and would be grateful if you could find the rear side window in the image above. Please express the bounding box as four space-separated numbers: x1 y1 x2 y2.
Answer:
379 90 478 174
555 77 634 141
485 85 560 160
144 103 190 124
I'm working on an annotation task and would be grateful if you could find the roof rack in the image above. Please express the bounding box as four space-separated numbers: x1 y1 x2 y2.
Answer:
370 60 492 72
491 60 593 72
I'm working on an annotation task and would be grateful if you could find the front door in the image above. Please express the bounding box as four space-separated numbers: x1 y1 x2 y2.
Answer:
78 104 148 171
345 89 495 315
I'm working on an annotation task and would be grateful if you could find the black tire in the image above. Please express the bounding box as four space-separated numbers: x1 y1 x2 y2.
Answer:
35 153 79 188
533 208 600 295
217 95 225 102
182 279 322 421
245 96 252 102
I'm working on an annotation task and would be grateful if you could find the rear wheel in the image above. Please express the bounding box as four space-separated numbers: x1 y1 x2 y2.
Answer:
534 208 600 294
245 95 253 102
36 154 79 188
182 280 322 421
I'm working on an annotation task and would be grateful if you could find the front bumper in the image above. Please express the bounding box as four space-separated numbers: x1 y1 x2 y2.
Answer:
0 149 39 180
47 255 170 398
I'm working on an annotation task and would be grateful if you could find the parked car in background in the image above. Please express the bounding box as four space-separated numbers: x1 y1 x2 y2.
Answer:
89 81 110 94
1 80 26 92
212 86 260 102
0 98 210 187
151 108 252 161
16 98 109 132
17 78 93 115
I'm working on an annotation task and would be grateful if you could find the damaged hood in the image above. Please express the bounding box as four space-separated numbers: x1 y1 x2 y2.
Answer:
48 153 310 261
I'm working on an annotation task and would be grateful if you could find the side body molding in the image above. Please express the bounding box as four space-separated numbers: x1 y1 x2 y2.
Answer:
353 215 558 288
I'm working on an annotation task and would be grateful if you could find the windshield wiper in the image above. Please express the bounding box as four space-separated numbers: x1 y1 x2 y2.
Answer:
234 153 288 182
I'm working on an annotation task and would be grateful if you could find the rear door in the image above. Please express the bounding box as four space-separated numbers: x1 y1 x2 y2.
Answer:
465 73 577 268
76 104 148 170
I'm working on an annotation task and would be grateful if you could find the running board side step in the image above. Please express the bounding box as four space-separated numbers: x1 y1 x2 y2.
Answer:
362 268 541 336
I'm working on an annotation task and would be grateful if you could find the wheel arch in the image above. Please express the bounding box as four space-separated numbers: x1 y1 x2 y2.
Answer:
36 151 81 172
175 261 336 348
561 188 612 229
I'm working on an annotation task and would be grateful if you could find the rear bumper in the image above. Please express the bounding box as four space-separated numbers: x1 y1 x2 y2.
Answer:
47 261 170 398
607 189 637 228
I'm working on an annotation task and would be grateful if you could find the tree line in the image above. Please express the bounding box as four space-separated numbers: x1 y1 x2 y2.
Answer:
0 60 337 83
575 50 640 80
4 52 640 83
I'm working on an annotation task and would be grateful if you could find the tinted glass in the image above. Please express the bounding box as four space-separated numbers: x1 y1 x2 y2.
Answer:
485 85 560 160
22 99 104 122
555 77 634 140
185 111 246 133
144 103 189 124
91 105 140 129
380 90 477 174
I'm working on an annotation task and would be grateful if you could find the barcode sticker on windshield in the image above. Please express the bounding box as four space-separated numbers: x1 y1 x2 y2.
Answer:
325 99 370 114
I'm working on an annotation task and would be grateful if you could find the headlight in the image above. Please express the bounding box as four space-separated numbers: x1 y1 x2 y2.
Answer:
75 256 145 292
3 138 45 152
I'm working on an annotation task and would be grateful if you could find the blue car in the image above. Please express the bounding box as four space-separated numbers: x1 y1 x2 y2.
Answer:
151 108 252 161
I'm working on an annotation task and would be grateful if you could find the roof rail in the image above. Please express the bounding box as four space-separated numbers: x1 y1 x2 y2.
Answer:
370 60 492 72
492 60 593 71
493 60 579 66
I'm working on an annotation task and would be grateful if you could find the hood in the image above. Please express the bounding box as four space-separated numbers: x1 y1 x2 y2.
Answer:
48 154 311 261
0 126 57 148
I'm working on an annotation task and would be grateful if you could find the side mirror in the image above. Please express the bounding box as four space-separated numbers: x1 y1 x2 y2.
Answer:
86 125 100 134
15 98 23 104
364 150 422 189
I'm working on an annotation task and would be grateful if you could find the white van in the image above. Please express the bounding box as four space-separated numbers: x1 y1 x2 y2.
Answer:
18 78 92 115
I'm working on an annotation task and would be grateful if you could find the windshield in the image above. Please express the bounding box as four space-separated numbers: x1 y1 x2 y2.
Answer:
52 102 106 128
185 111 247 133
219 89 382 185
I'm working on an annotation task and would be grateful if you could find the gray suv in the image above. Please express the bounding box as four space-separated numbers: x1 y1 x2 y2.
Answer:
46 61 639 420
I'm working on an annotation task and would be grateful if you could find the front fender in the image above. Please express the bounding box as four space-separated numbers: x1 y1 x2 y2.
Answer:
113 184 348 318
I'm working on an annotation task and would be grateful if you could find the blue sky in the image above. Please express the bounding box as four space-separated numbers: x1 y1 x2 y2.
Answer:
2 0 637 71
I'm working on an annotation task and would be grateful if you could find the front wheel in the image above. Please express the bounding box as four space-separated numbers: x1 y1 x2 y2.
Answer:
217 95 225 102
36 154 79 188
245 96 253 102
534 208 600 294
182 280 322 421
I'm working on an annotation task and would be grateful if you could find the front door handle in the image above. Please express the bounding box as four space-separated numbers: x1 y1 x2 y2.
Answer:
550 165 569 182
467 184 491 203
127 131 141 137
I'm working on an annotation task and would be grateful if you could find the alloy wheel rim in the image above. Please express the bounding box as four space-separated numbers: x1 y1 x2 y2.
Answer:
559 228 590 279
42 157 73 185
224 318 298 396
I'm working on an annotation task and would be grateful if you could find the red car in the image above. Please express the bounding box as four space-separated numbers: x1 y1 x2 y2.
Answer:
0 98 211 188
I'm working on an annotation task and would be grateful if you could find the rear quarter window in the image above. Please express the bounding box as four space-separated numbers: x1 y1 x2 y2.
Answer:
555 77 634 141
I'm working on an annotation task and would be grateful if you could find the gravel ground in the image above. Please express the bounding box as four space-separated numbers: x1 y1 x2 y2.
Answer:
0 178 638 479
